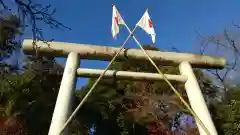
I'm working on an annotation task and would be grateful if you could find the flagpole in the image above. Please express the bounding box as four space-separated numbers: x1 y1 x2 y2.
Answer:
123 21 211 135
58 26 138 135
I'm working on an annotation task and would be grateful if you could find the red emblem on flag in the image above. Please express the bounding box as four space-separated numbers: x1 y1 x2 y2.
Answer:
115 12 119 25
148 19 153 28
115 17 118 25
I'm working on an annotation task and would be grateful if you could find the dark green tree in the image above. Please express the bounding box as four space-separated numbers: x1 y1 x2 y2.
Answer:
0 59 64 134
0 13 22 59
209 87 240 135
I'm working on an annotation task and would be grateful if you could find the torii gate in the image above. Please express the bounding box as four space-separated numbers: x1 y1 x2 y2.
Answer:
23 39 226 135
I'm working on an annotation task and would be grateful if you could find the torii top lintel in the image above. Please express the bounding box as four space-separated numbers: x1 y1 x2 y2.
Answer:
22 39 227 69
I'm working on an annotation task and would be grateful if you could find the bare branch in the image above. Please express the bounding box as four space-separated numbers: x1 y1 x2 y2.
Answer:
232 20 240 29
0 0 71 73
223 29 240 54
0 0 7 9
195 26 240 85
12 0 71 60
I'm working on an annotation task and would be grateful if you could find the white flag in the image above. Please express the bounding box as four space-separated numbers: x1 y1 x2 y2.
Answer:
111 5 125 39
136 9 156 43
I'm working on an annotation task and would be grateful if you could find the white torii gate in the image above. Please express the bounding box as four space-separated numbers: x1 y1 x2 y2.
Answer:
23 39 226 135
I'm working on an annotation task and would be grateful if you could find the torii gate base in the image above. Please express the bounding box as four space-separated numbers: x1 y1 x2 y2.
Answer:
23 40 226 135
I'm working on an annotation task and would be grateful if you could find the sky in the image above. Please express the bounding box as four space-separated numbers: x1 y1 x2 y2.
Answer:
4 0 240 89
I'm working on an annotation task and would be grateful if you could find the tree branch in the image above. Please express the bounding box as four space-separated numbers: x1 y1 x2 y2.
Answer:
13 0 71 59
0 0 7 9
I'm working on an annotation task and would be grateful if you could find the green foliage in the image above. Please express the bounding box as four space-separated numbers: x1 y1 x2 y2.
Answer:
210 88 240 135
0 13 22 58
0 60 62 134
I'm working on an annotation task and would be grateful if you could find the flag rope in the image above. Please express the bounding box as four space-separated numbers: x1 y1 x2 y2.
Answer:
58 26 138 135
123 23 211 135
